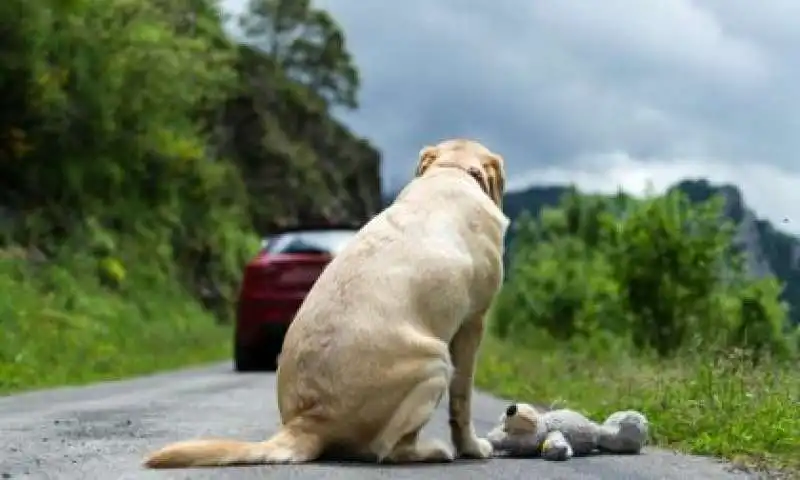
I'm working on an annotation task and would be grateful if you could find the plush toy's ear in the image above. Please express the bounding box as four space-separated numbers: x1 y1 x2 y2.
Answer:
484 152 505 207
415 145 438 177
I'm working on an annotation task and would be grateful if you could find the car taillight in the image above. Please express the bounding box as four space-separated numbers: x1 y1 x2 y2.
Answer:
254 262 282 278
240 253 333 296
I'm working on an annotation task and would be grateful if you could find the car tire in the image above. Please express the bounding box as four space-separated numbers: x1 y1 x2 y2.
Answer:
233 342 279 372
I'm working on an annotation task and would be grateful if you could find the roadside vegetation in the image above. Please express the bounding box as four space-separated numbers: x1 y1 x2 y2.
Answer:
0 0 380 395
476 187 800 476
5 2 797 476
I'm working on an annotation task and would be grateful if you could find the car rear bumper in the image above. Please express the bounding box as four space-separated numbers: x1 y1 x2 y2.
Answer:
237 322 289 352
235 298 300 348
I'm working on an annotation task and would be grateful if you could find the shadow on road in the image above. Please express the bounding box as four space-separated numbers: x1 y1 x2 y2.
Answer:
312 458 493 470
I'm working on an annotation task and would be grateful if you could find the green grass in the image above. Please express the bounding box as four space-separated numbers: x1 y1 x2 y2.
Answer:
0 247 232 396
476 334 800 477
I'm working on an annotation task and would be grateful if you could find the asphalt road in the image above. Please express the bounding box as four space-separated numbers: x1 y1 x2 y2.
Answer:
0 363 756 480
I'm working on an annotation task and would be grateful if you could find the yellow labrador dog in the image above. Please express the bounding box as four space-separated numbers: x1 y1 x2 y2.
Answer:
144 138 509 468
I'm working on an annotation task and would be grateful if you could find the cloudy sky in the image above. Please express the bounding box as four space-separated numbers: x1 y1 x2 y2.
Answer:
223 0 800 232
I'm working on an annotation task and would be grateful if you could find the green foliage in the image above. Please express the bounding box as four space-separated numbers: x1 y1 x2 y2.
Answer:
225 16 380 234
0 0 254 313
0 0 380 313
0 0 381 391
97 257 126 289
0 251 230 394
502 180 800 327
494 236 630 342
495 187 796 359
241 0 360 109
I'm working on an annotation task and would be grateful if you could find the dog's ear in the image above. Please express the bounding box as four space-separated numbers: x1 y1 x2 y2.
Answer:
415 145 438 177
485 152 506 207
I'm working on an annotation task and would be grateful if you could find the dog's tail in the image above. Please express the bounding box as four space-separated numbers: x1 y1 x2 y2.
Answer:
143 422 325 469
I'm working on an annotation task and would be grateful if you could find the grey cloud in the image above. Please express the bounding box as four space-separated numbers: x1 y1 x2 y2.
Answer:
224 0 800 192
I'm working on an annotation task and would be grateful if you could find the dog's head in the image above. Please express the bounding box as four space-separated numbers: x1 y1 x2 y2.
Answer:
501 403 542 435
414 138 506 207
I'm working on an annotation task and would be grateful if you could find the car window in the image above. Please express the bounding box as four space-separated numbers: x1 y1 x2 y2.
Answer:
263 230 356 256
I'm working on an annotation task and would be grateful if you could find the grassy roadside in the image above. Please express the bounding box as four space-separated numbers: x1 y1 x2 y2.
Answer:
475 334 800 477
0 247 233 396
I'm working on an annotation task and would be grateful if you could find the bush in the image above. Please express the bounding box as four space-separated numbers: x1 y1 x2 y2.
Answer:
0 243 232 394
494 187 796 359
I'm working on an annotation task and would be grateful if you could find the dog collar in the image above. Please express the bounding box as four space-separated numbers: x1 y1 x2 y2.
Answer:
431 162 489 196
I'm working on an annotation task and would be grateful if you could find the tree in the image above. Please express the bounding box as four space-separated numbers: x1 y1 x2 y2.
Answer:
240 0 360 109
0 0 381 318
493 188 796 359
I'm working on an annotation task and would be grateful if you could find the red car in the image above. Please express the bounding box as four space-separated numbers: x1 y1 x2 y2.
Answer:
233 225 360 371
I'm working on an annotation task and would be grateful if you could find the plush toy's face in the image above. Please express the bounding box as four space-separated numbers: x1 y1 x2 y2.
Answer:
501 403 542 434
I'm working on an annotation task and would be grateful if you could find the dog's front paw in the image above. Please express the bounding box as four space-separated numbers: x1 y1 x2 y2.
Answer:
457 436 493 459
486 427 505 447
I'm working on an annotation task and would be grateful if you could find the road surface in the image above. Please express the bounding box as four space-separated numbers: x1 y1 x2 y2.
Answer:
0 363 755 479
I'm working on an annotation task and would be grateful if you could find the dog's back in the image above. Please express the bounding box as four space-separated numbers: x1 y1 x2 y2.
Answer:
275 168 506 445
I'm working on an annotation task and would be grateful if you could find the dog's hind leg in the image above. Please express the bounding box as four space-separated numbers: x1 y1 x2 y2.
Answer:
384 430 454 463
368 371 453 463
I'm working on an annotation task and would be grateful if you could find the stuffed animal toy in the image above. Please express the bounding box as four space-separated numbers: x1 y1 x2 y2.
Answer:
487 402 649 461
